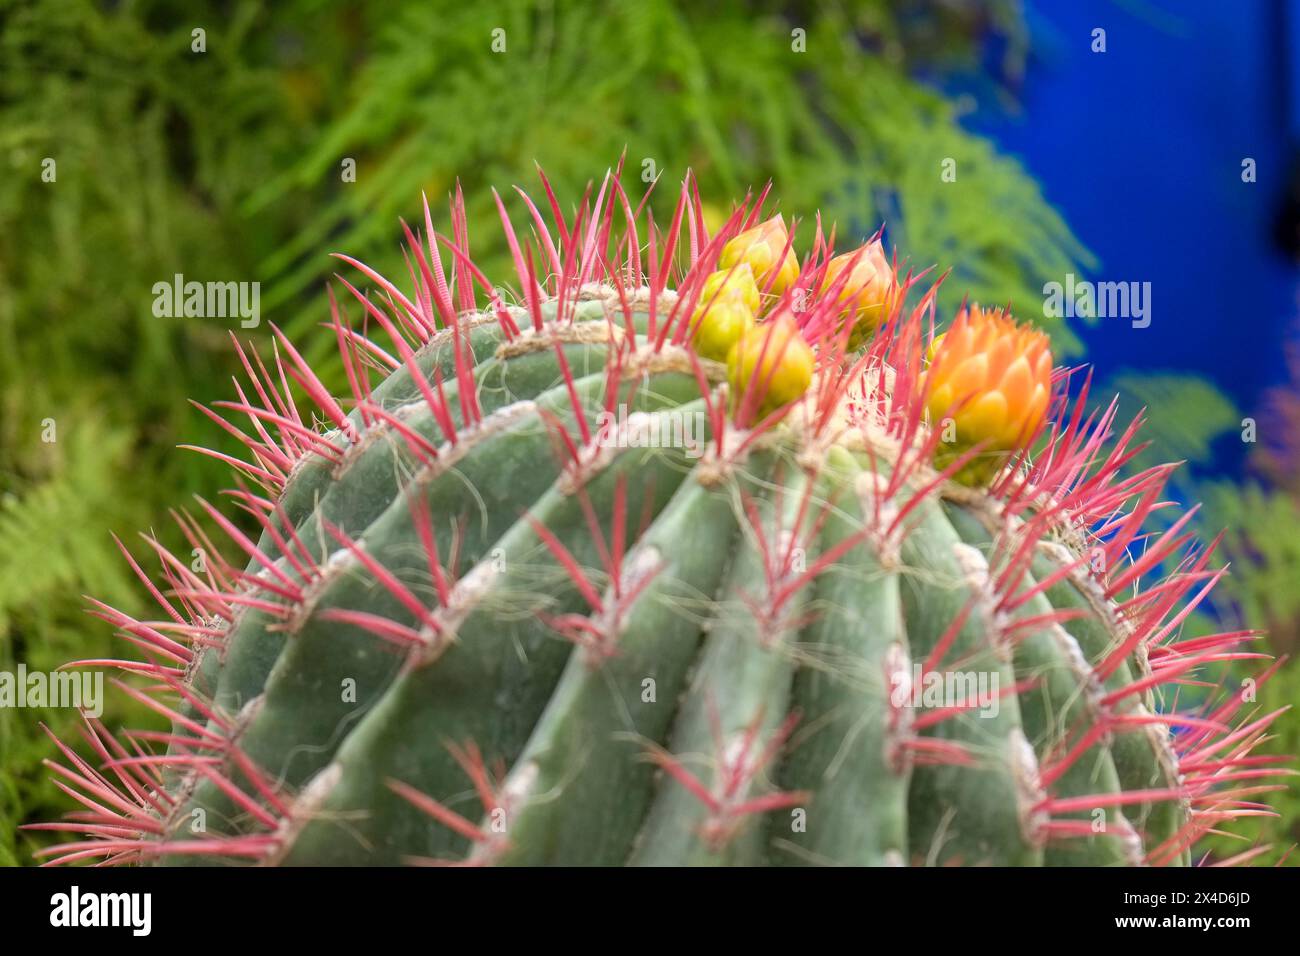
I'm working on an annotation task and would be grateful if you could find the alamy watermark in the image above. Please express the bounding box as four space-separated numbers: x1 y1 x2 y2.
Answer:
0 664 103 718
1043 273 1150 328
890 664 1001 718
595 404 708 458
152 273 260 328
50 886 151 936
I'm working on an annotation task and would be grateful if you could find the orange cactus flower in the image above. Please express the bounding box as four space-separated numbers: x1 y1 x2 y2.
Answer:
924 305 1053 485
720 215 799 296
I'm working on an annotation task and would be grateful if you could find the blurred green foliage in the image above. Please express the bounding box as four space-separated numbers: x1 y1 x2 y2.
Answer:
1196 481 1300 865
7 0 1291 868
248 0 1088 355
1101 372 1299 864
1102 372 1240 473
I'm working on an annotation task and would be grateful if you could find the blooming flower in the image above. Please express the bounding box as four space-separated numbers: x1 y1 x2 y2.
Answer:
924 305 1052 484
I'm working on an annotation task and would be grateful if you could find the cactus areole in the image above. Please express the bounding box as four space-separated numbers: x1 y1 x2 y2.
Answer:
37 172 1285 867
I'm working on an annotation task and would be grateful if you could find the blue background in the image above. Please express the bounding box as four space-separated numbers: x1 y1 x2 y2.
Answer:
954 0 1299 477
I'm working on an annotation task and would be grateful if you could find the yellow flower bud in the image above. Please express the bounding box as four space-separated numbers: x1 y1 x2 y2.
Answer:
821 239 898 349
691 297 756 362
719 215 800 296
924 305 1052 485
727 311 814 420
699 263 761 315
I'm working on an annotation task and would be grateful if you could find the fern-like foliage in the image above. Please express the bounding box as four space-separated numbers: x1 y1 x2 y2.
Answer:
1108 371 1300 863
1201 484 1300 650
0 0 317 864
0 417 143 865
1102 371 1241 473
246 0 1090 355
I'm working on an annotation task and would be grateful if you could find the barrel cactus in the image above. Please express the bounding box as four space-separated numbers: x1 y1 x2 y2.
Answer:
34 171 1287 867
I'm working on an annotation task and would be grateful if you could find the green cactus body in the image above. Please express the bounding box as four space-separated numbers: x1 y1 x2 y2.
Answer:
39 178 1285 868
